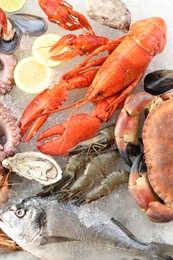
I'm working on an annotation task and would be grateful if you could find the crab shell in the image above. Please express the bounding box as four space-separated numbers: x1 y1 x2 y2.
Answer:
115 92 173 222
143 98 173 206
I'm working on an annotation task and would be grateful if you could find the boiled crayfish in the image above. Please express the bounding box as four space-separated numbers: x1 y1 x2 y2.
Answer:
38 0 121 61
20 3 166 156
38 0 94 33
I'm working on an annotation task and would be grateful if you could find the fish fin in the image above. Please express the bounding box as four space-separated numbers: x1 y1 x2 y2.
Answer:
111 217 146 245
40 235 78 246
151 255 173 260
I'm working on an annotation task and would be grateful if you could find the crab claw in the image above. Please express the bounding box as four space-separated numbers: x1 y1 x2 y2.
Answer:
115 92 158 166
146 201 173 223
129 154 158 211
37 114 101 155
129 154 173 223
114 108 140 166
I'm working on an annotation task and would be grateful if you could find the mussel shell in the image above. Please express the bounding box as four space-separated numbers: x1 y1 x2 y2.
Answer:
144 70 173 95
0 19 22 54
11 13 48 36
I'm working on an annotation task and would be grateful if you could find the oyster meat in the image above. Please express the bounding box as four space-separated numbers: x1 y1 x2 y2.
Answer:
2 152 62 185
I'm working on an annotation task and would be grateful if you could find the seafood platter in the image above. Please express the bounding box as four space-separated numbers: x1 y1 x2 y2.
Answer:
0 0 172 259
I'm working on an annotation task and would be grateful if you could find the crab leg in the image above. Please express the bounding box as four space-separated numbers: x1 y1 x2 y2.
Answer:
129 153 159 212
114 92 161 166
129 153 173 223
146 202 173 223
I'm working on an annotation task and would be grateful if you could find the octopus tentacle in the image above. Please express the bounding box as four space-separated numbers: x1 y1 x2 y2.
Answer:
0 53 17 95
0 101 21 161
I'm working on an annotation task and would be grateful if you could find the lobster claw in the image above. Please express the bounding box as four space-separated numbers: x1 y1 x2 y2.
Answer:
37 114 101 155
20 70 98 143
20 84 68 142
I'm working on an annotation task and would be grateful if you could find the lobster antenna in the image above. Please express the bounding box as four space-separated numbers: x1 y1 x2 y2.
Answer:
35 96 90 118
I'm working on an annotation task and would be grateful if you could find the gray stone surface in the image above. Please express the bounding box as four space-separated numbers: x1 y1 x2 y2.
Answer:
85 0 131 32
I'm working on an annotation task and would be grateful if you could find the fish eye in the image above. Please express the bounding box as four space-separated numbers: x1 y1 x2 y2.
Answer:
15 208 26 218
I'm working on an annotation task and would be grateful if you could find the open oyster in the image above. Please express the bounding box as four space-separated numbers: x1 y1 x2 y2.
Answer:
2 152 62 185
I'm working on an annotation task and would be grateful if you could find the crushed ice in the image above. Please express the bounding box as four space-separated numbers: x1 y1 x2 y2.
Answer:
0 1 173 260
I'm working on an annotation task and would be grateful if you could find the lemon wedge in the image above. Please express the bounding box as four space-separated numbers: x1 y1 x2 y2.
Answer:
0 0 26 12
14 57 52 94
32 33 66 67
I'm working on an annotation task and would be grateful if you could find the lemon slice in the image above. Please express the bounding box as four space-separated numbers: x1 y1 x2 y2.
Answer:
14 57 52 94
0 0 26 12
32 33 66 67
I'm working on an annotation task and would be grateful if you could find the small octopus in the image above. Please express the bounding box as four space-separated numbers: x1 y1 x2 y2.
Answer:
0 101 21 205
0 101 21 162
0 53 17 95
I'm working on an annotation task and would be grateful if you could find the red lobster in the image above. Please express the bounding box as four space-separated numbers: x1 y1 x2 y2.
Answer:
20 17 166 156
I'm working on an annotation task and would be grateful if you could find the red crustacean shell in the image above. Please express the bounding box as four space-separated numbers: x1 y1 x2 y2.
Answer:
142 99 173 206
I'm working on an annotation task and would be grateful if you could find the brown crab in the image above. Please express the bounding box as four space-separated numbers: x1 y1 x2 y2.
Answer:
115 91 173 223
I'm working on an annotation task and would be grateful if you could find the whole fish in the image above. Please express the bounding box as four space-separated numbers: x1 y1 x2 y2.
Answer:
0 195 172 260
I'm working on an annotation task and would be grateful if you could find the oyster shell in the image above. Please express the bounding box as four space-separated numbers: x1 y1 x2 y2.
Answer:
2 152 62 185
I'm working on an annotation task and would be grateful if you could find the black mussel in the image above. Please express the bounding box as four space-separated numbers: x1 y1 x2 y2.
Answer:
0 18 22 54
11 13 48 36
144 70 173 95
